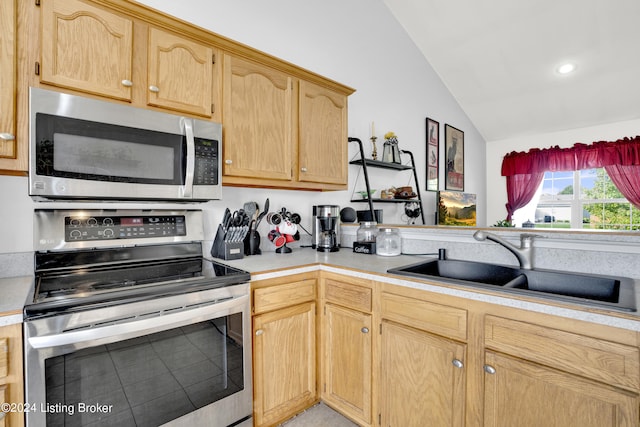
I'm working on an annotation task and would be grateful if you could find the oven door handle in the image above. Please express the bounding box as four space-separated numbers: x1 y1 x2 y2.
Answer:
28 293 248 350
181 117 195 198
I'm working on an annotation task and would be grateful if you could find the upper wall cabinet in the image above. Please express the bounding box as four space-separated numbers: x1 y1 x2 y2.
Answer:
8 0 352 178
298 80 348 186
222 54 353 191
222 54 294 182
147 27 216 117
0 0 23 172
40 0 134 101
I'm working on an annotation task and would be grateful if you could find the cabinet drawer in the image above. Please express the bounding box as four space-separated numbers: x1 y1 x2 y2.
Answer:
325 279 372 313
485 315 640 391
381 292 467 341
253 279 316 314
0 338 7 379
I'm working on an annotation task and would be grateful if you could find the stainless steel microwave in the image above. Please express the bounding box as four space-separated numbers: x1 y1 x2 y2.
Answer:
29 88 222 201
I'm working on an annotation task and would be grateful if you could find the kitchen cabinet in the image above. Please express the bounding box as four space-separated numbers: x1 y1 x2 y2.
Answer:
379 290 467 427
0 0 22 173
39 0 218 118
0 323 25 427
483 315 639 427
40 0 134 101
222 54 294 183
321 277 373 426
252 275 318 427
298 80 348 186
146 27 217 117
222 54 353 191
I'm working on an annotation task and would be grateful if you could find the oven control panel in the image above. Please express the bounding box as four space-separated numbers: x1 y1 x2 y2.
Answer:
65 215 186 241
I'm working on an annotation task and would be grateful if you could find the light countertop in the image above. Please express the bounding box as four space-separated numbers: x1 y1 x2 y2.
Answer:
220 246 640 332
2 247 640 332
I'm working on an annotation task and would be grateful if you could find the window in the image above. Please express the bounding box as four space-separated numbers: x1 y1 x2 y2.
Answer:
515 168 640 230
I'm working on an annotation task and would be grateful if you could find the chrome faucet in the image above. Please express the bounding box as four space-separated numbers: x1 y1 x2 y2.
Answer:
473 231 538 269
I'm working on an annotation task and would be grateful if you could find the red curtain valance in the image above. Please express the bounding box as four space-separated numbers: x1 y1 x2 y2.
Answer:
501 136 640 176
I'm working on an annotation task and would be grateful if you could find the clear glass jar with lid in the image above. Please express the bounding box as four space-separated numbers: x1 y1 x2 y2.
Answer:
356 221 378 243
376 227 401 256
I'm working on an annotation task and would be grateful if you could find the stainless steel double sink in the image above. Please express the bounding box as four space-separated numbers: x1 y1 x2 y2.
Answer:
387 258 637 312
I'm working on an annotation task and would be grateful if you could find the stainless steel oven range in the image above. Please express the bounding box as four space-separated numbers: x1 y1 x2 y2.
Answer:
24 209 252 427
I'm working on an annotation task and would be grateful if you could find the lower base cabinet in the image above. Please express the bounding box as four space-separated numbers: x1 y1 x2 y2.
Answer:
253 302 316 427
323 303 372 425
379 321 466 427
484 351 638 427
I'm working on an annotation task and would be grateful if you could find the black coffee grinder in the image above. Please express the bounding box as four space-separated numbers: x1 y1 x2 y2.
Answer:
312 205 340 252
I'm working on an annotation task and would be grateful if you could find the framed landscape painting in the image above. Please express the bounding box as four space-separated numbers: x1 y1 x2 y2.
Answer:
437 191 476 226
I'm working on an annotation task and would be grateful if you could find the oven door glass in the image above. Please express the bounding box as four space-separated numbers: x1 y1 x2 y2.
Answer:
35 113 185 185
43 313 244 426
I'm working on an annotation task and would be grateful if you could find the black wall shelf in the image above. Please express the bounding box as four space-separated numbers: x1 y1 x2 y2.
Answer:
348 138 425 224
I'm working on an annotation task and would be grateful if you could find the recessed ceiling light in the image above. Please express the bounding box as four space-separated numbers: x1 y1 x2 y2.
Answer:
556 63 576 75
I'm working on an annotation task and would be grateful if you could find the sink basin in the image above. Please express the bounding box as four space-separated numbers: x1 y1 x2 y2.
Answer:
387 259 637 312
387 259 521 286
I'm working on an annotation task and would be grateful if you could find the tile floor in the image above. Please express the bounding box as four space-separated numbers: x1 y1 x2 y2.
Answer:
280 403 358 427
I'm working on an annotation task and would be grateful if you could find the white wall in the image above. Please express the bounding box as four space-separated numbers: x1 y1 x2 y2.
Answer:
0 0 486 255
486 117 640 225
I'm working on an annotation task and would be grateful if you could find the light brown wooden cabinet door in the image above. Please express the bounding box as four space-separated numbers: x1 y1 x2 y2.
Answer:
323 303 372 425
40 0 133 101
222 54 294 182
0 324 24 427
380 321 466 427
147 28 215 117
0 0 17 167
484 351 639 427
298 80 348 186
253 302 316 427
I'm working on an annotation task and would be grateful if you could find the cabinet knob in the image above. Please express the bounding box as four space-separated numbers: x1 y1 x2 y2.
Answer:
121 79 133 87
149 85 160 93
225 159 233 165
0 133 15 141
300 167 308 172
452 359 464 369
483 364 496 375
361 327 369 334
255 329 264 336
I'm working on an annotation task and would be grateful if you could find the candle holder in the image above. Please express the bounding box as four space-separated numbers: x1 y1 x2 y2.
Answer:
370 136 378 160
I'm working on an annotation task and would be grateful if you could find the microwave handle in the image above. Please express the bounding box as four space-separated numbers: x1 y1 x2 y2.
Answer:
181 117 195 198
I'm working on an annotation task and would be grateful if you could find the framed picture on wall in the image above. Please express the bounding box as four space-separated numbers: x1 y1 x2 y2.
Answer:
445 124 464 191
426 117 439 191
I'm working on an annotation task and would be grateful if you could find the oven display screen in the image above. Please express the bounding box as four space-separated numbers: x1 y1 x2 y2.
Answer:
65 215 186 241
120 217 143 226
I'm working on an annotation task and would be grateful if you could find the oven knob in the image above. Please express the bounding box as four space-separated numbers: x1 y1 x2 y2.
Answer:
103 218 114 226
70 229 82 239
103 228 114 238
87 218 98 226
70 218 81 226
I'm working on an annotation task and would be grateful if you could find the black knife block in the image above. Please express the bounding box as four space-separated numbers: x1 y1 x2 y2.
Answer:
211 224 244 260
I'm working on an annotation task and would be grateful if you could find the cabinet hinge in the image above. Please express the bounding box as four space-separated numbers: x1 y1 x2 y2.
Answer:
35 0 41 6
211 103 215 114
212 53 216 64
35 61 40 75
380 323 383 334
323 383 326 393
378 413 382 425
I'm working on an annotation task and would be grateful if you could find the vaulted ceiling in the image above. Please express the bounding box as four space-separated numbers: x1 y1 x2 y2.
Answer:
383 0 640 142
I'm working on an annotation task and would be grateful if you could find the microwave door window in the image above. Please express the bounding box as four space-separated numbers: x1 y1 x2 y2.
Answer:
53 133 175 181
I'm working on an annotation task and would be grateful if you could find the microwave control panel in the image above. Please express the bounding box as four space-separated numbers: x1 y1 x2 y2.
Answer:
65 215 187 241
194 138 218 186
